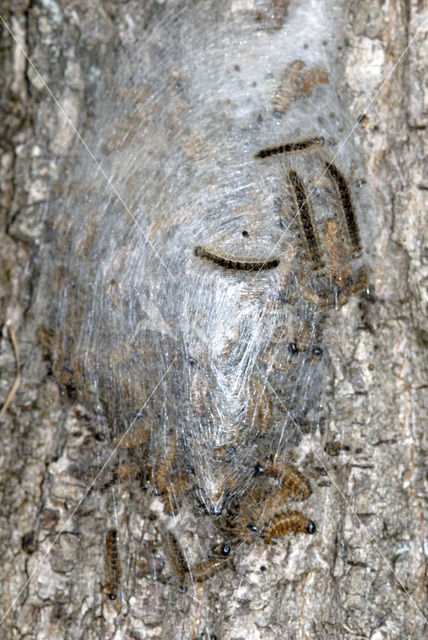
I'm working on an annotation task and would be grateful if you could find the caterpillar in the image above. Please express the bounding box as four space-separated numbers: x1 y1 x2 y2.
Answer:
261 460 312 501
194 246 280 271
105 529 121 601
263 511 316 543
161 531 189 585
289 170 324 269
255 136 325 158
191 557 230 583
325 162 362 256
152 436 177 494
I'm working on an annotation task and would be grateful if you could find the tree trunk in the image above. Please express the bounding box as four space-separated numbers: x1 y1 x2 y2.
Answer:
0 1 426 639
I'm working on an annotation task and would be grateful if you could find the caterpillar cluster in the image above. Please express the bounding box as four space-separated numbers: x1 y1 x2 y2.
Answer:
36 0 368 589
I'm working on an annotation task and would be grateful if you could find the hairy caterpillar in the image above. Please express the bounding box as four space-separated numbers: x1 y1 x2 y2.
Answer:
263 511 316 543
104 529 121 601
289 169 323 269
255 136 325 158
35 0 369 597
152 436 177 494
194 246 280 271
325 162 362 255
192 557 230 583
161 531 189 585
260 460 312 501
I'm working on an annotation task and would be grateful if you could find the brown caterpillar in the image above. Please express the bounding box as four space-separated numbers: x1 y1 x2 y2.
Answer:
255 136 324 158
325 162 362 255
261 460 311 501
105 529 121 600
263 511 316 543
152 436 177 494
163 472 192 515
289 170 323 269
194 246 280 271
191 557 230 582
161 531 189 584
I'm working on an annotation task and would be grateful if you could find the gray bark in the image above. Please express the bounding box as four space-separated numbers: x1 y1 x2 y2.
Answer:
0 1 427 639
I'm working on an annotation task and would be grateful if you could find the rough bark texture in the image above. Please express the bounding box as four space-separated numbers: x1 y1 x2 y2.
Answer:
0 1 427 639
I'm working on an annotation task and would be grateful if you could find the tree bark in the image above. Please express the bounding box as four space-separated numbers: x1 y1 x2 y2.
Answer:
0 1 427 639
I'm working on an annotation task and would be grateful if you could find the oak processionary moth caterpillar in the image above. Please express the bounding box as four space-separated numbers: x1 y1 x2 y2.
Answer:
288 169 324 270
161 530 190 586
105 529 121 601
37 0 368 595
255 136 325 158
194 246 280 271
325 161 363 255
